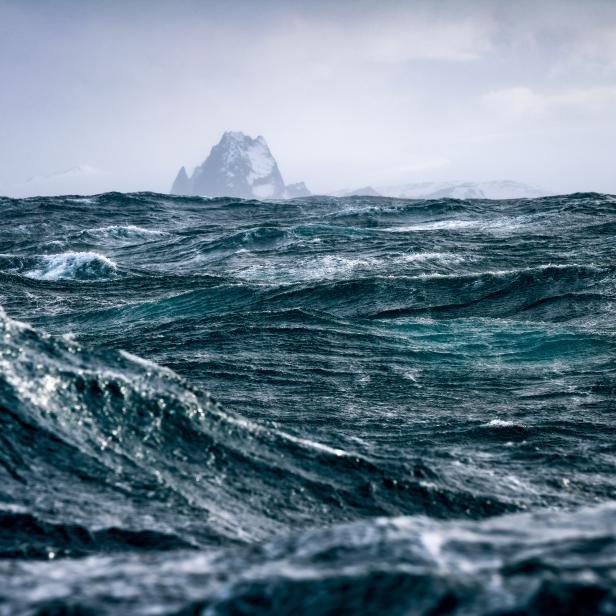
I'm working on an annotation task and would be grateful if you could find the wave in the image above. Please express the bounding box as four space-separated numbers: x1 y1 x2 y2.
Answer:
231 252 469 283
1 190 616 612
0 307 520 559
0 510 192 559
80 225 168 241
2 503 615 614
259 263 613 322
482 418 523 428
383 215 538 233
0 305 265 546
6 252 119 281
25 262 609 334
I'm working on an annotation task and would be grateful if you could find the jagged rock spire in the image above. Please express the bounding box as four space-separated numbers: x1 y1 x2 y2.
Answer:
171 166 190 195
170 132 310 199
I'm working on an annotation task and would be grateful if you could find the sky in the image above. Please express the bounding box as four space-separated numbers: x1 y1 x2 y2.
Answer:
1 0 615 196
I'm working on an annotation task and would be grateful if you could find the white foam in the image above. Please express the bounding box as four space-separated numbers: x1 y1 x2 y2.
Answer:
413 262 600 282
84 225 167 240
67 197 95 204
23 252 117 281
234 252 467 284
400 252 466 265
389 220 479 232
234 255 377 283
213 405 348 457
385 216 530 233
119 350 176 376
482 419 518 428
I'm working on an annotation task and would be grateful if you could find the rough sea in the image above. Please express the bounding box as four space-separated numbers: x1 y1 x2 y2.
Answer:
1 191 615 615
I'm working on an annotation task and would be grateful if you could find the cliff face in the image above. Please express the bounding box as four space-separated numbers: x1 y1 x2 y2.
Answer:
171 132 309 200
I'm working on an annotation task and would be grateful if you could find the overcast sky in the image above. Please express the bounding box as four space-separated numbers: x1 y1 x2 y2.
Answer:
1 0 615 196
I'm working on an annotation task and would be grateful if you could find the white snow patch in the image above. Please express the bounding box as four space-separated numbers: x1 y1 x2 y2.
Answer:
377 180 549 200
246 141 275 184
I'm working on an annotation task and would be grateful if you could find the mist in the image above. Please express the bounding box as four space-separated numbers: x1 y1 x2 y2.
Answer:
1 0 615 196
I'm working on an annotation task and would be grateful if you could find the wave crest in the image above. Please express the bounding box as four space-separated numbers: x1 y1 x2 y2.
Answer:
2 502 616 614
81 225 168 241
0 307 517 556
22 252 117 280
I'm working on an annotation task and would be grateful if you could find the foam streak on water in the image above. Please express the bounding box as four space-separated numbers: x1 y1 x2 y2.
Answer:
0 191 615 614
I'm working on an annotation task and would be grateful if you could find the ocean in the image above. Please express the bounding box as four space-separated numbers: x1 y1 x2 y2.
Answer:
1 191 615 614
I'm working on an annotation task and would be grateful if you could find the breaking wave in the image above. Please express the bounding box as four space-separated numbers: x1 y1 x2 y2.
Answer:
14 251 118 280
80 224 168 241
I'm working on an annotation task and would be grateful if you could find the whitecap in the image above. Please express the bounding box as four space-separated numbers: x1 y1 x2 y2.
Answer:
67 197 95 204
234 254 378 283
23 252 117 281
388 220 479 232
482 419 520 428
83 225 168 241
385 216 532 233
234 252 468 284
400 252 466 265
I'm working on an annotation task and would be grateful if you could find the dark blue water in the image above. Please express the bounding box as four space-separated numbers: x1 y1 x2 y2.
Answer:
1 192 615 614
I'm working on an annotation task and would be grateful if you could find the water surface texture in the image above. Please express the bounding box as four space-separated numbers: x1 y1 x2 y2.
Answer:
1 192 615 614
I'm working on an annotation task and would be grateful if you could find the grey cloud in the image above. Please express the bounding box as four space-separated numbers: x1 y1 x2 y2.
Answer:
0 0 615 196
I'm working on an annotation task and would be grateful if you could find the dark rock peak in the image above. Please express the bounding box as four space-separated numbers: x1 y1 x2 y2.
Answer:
171 132 310 200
